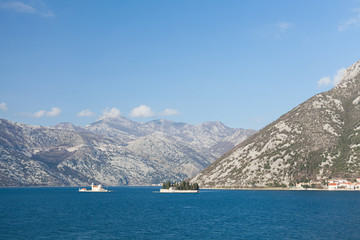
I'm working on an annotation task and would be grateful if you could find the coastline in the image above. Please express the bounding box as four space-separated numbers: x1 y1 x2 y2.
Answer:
200 187 360 191
2 185 360 191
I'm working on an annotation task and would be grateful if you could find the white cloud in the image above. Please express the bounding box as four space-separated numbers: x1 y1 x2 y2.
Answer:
317 76 332 86
130 105 155 118
339 9 360 32
30 107 61 118
46 107 61 117
102 107 122 118
318 68 346 87
77 109 95 117
0 102 8 111
333 68 346 85
0 1 54 17
160 108 180 116
32 110 46 118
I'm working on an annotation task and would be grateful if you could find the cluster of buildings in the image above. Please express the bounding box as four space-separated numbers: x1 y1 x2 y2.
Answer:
328 178 360 190
78 183 110 192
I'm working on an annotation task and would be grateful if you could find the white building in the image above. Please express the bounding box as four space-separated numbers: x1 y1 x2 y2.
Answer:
327 179 360 190
328 183 338 190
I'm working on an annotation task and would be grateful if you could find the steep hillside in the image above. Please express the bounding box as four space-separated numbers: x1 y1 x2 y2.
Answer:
193 60 360 188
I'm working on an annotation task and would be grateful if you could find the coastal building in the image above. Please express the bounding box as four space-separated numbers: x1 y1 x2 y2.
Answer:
328 183 338 190
327 179 360 190
338 182 353 190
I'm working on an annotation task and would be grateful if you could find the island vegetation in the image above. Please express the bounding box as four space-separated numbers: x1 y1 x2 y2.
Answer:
162 180 199 190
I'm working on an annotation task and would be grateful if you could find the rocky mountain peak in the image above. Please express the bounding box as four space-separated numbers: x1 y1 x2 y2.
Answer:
202 121 227 128
94 115 138 126
53 122 81 131
330 60 360 102
337 59 360 89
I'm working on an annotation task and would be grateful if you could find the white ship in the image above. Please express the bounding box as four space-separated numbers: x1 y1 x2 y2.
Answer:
78 183 111 192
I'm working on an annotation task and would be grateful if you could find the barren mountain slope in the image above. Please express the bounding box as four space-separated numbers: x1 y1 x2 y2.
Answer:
193 60 360 188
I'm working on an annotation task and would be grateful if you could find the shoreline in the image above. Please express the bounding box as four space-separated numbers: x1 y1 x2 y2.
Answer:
2 185 360 192
0 185 156 189
200 187 360 191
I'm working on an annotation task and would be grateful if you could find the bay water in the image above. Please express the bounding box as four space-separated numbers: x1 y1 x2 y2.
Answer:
1 187 359 239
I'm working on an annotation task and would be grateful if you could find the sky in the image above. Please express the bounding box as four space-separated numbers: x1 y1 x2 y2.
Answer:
1 0 360 130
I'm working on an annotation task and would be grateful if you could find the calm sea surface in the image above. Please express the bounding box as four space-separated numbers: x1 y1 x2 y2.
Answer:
0 187 359 240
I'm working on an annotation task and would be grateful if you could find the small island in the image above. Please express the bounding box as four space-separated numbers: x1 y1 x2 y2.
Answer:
160 180 199 193
78 183 111 192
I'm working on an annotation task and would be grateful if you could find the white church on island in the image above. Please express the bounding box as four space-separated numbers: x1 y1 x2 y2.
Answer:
79 183 110 192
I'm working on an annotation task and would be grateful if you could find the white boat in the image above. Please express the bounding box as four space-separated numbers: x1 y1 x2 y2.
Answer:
79 183 111 192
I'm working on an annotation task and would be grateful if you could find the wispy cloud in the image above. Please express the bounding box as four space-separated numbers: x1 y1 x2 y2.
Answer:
339 9 360 32
102 107 122 118
0 1 54 17
318 68 346 87
130 105 155 118
159 108 180 116
258 22 293 39
276 22 291 31
77 109 95 117
0 1 36 13
0 102 8 111
42 10 54 17
29 107 61 118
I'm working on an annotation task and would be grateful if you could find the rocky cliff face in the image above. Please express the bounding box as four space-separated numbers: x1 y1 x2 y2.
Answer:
192 60 360 188
0 117 255 186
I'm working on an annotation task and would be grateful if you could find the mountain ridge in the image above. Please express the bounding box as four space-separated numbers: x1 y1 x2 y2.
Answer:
192 59 360 188
0 117 255 186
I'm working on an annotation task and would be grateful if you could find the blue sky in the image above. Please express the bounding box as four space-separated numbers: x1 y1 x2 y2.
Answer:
1 0 360 130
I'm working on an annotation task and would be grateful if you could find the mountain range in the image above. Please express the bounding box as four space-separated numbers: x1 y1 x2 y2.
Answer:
192 59 360 188
0 116 255 186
